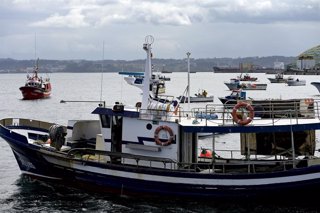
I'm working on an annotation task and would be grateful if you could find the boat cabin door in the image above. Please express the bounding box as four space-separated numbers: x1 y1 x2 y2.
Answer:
111 113 123 163
111 115 122 152
179 132 198 166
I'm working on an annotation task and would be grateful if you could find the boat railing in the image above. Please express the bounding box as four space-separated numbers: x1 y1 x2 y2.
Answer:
314 101 320 119
0 118 59 131
198 148 290 162
67 148 178 170
65 147 314 174
179 158 301 174
211 100 315 123
139 99 318 125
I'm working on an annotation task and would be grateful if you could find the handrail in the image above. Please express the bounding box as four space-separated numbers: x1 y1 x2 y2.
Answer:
67 148 177 168
65 148 311 174
0 118 60 130
137 99 318 125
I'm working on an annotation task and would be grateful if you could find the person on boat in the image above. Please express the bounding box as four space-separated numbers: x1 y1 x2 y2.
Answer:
202 90 207 97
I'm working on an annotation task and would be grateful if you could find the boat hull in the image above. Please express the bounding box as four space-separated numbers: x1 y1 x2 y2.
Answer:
267 78 287 83
311 82 320 93
238 78 258 81
19 86 51 100
224 83 267 91
178 96 214 103
2 124 320 199
287 80 306 86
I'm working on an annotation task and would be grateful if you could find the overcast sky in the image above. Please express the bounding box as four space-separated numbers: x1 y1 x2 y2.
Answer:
1 0 320 60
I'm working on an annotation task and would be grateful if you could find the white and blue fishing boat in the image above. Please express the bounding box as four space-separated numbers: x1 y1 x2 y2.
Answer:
224 79 268 90
119 71 168 94
1 36 320 200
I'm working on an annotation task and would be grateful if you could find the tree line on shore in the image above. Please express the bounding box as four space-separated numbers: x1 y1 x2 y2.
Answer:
0 56 296 73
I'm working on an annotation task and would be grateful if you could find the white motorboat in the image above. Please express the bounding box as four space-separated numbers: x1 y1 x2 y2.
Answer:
268 73 289 83
287 77 306 86
224 79 267 90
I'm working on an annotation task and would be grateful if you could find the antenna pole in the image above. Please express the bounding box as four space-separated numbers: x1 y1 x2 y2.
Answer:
100 41 105 104
141 35 154 110
34 33 37 66
187 52 191 111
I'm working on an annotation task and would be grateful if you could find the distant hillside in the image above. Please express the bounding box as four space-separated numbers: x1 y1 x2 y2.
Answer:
0 56 296 73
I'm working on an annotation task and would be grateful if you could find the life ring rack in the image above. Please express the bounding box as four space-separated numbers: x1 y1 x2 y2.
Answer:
231 102 254 125
154 125 174 146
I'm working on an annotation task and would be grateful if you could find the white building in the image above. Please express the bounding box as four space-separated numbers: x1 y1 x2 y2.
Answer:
296 55 315 70
274 61 285 70
296 45 320 70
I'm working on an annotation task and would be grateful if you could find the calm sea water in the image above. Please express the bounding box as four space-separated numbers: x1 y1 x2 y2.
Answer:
1 72 320 212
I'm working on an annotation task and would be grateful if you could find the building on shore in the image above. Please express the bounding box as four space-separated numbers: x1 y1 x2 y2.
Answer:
296 45 320 70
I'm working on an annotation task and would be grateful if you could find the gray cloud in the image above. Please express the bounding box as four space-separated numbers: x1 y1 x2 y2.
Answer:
22 0 320 28
0 0 319 60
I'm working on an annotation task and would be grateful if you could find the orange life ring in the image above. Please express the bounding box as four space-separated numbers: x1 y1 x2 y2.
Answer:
154 125 174 146
231 102 254 125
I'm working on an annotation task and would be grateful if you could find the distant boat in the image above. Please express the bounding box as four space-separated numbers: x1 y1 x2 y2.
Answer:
287 77 306 86
218 89 314 118
178 53 213 103
237 73 258 81
119 71 168 94
268 73 289 83
218 89 246 105
177 89 214 103
311 82 320 93
19 58 51 100
224 79 267 90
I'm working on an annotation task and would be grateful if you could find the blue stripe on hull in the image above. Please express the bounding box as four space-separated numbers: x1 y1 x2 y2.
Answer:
31 162 320 199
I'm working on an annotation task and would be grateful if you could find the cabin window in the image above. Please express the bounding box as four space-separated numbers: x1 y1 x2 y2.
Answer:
100 114 111 128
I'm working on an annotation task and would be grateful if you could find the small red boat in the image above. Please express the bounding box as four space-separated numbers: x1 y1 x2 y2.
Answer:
19 59 51 100
237 73 258 81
